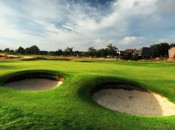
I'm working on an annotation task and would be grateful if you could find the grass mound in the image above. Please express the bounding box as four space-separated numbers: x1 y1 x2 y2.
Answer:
0 60 175 129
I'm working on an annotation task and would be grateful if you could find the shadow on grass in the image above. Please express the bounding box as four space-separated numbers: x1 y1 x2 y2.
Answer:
0 65 16 69
76 60 94 63
77 75 146 101
21 57 71 61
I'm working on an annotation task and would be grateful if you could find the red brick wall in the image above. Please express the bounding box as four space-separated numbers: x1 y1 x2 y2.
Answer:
169 47 175 58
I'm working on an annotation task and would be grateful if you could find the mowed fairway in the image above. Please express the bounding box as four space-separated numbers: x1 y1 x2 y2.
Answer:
0 60 175 130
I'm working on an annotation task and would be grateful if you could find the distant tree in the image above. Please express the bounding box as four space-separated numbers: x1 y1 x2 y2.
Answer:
25 48 31 54
49 51 56 56
16 47 26 54
73 51 81 57
151 44 161 58
39 51 49 55
121 52 132 60
160 42 170 57
0 49 3 52
151 43 170 58
87 47 97 57
106 44 118 57
3 48 15 54
55 49 63 56
9 50 15 54
30 45 40 54
131 53 139 61
97 48 108 57
26 45 40 54
64 47 73 56
65 47 73 52
4 48 10 53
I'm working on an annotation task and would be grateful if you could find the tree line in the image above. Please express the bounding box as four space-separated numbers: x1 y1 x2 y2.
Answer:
0 42 174 60
151 43 172 58
0 44 119 58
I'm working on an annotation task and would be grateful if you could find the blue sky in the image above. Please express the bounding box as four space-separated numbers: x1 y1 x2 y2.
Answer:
0 0 175 51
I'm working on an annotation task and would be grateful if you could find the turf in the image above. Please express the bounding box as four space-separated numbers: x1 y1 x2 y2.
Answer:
0 60 175 130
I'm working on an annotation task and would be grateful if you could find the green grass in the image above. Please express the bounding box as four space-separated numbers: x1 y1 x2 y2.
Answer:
0 59 175 130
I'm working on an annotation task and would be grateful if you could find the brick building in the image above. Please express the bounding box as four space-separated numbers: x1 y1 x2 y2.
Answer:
169 47 175 58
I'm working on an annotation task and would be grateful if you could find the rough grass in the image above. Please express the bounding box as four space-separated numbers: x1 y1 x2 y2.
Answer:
0 60 175 130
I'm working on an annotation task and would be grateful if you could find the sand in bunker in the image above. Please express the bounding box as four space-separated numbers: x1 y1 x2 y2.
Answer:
93 88 175 116
6 79 63 91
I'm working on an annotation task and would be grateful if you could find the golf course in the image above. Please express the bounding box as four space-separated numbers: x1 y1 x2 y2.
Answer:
0 59 175 130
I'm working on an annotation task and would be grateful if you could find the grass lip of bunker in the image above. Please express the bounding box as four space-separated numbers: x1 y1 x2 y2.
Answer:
4 71 65 91
92 82 175 116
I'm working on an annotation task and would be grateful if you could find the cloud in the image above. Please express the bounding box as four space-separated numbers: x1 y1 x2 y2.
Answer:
120 36 146 45
156 0 175 13
158 35 175 43
0 0 175 51
117 36 146 49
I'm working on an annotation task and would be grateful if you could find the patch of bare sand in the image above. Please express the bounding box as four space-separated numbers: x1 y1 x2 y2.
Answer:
6 79 63 91
93 88 175 116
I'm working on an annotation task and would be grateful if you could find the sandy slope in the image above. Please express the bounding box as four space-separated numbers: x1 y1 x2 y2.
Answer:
6 79 63 91
93 88 175 116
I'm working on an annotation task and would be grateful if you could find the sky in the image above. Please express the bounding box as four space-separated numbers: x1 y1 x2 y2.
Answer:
0 0 175 51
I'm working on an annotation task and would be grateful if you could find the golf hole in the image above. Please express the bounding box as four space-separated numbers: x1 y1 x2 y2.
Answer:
92 83 175 116
5 72 65 91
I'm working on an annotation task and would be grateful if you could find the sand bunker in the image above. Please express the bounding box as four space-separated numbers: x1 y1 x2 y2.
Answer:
5 72 64 91
92 84 175 116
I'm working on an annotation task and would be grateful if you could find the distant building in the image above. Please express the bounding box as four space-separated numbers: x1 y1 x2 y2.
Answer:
124 49 137 55
169 47 175 58
138 47 152 58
